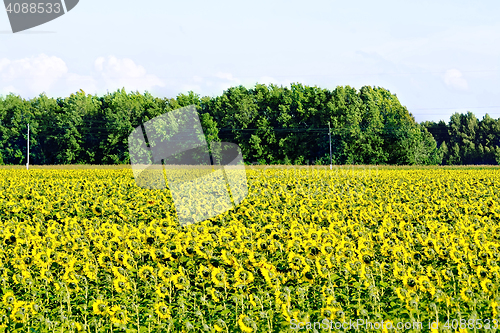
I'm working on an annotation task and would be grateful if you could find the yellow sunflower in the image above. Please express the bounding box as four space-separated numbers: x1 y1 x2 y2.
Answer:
237 314 254 333
154 302 171 319
93 300 109 316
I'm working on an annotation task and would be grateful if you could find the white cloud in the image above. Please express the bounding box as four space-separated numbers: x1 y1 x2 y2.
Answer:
0 59 10 71
443 68 468 91
215 72 241 84
0 54 68 96
94 56 165 92
0 54 167 98
258 76 279 85
94 57 105 72
1 85 19 96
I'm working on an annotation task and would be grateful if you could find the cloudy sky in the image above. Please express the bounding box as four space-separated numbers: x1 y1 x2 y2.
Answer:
1 0 499 123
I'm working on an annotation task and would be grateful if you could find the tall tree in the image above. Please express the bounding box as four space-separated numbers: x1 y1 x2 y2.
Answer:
448 112 479 164
357 86 388 164
53 90 102 164
476 113 500 164
0 94 33 164
30 93 62 164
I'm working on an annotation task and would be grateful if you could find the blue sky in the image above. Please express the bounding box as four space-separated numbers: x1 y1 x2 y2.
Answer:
1 0 499 123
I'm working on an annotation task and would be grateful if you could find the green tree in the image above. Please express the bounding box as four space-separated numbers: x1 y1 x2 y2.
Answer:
375 88 420 165
421 120 450 148
0 94 33 164
329 85 363 164
438 141 448 165
53 90 102 164
476 113 500 164
30 93 63 164
357 86 388 164
448 112 479 164
100 89 161 164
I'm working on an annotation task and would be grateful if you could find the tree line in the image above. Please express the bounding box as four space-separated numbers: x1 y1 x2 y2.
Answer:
0 83 499 165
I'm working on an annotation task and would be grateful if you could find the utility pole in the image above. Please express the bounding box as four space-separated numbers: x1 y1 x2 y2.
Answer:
328 121 332 170
26 123 29 170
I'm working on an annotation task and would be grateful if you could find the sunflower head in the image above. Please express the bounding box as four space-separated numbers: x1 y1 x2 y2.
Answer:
154 302 171 319
93 300 109 316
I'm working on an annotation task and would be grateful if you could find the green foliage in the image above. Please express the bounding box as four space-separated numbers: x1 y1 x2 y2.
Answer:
423 112 500 165
0 84 499 165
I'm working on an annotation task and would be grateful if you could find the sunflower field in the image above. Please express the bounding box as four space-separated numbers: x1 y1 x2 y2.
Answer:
0 165 500 332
